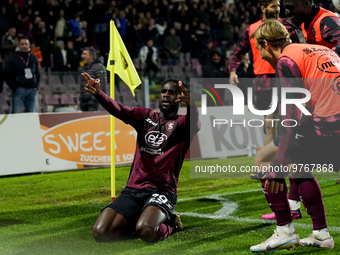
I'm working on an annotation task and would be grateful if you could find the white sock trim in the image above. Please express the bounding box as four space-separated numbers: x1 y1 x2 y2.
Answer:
288 199 300 211
313 228 331 239
277 222 295 235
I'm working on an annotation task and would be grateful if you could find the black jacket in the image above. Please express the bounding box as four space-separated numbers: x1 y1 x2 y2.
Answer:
4 51 40 92
202 61 229 78
80 59 107 102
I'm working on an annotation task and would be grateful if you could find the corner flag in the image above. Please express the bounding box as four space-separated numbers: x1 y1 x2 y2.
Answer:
107 20 141 96
107 20 141 201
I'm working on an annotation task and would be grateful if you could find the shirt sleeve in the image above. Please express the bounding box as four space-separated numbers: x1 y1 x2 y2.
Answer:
320 16 340 55
273 56 302 168
229 27 250 73
94 89 145 129
280 17 300 43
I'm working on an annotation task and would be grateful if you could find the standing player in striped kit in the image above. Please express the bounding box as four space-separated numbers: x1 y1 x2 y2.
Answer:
250 19 339 253
229 0 304 221
229 0 299 146
256 0 340 221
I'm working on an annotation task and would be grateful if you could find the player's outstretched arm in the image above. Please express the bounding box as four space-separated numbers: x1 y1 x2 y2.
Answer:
81 72 100 95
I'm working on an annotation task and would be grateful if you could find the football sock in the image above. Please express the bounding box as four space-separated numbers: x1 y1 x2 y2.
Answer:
313 228 331 240
155 223 174 242
111 229 123 239
276 222 295 235
261 180 292 226
288 176 300 202
288 199 300 211
296 178 327 230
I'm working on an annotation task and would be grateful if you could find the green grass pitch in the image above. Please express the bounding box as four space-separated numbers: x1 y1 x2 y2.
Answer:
0 156 339 255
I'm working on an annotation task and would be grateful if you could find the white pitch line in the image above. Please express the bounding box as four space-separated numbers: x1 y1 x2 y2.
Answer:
178 188 262 202
177 212 340 232
176 178 340 232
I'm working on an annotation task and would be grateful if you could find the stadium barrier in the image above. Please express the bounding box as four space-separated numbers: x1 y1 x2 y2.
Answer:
0 106 264 176
0 111 137 176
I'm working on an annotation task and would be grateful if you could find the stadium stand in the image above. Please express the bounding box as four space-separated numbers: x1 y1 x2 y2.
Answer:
0 0 338 113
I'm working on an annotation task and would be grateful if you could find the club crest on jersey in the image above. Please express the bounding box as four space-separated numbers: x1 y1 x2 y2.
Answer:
166 121 175 131
145 131 168 148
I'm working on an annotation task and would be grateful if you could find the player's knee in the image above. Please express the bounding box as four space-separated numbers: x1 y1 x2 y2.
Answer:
92 224 111 242
136 222 157 243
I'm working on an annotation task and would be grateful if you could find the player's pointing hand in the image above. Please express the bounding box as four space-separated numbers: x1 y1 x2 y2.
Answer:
176 81 192 106
81 72 100 95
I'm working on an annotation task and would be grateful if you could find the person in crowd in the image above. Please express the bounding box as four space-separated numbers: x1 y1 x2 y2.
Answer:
199 39 213 67
164 28 182 72
52 40 68 84
66 40 80 83
235 53 254 104
34 20 53 72
30 41 43 68
144 18 159 46
139 39 158 86
4 37 40 113
79 47 107 111
179 23 191 68
1 27 17 62
202 47 229 78
54 9 69 41
0 5 10 41
192 21 211 50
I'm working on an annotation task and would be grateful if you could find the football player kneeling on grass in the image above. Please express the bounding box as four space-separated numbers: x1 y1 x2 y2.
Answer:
81 72 200 243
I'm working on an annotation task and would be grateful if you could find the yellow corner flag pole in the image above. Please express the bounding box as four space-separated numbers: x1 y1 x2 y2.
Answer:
107 20 141 201
110 72 116 201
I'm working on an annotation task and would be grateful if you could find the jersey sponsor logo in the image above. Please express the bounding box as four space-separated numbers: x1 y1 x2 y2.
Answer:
145 131 168 148
146 118 158 126
166 121 175 131
140 146 163 155
303 47 332 56
302 48 313 55
317 54 340 73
